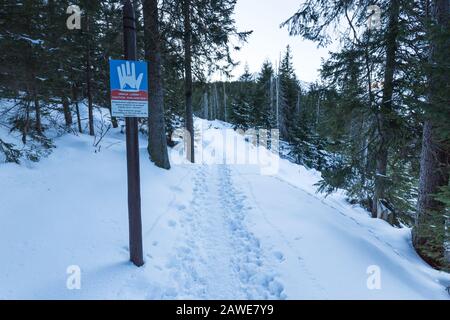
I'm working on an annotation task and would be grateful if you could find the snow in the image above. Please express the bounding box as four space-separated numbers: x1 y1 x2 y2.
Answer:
17 35 44 46
0 111 449 300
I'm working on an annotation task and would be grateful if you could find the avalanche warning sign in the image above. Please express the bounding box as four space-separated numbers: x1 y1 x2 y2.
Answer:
110 59 148 118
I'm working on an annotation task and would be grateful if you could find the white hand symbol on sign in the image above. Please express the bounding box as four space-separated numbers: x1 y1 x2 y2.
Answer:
117 61 144 91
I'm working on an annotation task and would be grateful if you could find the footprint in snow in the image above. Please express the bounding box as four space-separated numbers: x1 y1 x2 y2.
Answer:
273 251 285 262
168 220 177 228
173 203 187 211
170 186 183 193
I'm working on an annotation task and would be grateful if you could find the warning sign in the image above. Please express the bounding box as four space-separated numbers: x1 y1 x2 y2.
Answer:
110 59 148 118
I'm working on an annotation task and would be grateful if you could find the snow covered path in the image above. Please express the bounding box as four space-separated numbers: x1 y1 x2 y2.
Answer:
163 164 284 299
0 118 449 299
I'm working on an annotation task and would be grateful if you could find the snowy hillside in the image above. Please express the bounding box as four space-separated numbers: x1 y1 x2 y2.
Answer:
0 116 449 300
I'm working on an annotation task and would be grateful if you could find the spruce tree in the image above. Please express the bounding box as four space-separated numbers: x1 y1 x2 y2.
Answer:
254 61 276 130
230 66 253 130
278 46 300 141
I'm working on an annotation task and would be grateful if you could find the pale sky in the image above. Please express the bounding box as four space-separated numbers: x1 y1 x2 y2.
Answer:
230 0 333 83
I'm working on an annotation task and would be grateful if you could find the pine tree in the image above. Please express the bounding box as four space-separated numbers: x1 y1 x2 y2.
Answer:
278 46 300 141
316 44 375 203
230 66 253 130
282 0 420 223
0 0 48 146
253 61 276 130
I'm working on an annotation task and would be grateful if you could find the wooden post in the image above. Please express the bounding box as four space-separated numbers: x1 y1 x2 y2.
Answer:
123 0 144 267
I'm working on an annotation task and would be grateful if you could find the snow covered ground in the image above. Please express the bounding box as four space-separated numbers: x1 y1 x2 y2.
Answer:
0 113 449 300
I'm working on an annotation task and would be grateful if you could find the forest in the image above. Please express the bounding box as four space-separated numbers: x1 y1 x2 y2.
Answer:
0 0 448 277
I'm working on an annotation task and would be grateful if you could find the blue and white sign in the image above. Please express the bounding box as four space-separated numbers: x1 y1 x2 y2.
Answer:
110 59 148 118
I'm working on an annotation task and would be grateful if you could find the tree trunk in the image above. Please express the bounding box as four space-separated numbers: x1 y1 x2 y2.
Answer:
276 74 280 131
143 0 170 169
209 91 213 120
34 89 42 134
413 0 450 270
22 99 30 145
62 96 73 127
72 84 82 133
110 106 118 128
86 13 95 136
414 120 449 268
102 8 118 130
216 84 220 120
223 81 227 122
296 90 301 115
270 76 274 117
203 90 208 119
372 0 400 219
183 0 195 163
315 92 320 128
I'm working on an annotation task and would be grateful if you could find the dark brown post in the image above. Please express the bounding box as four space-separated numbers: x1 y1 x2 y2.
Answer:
123 0 144 267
